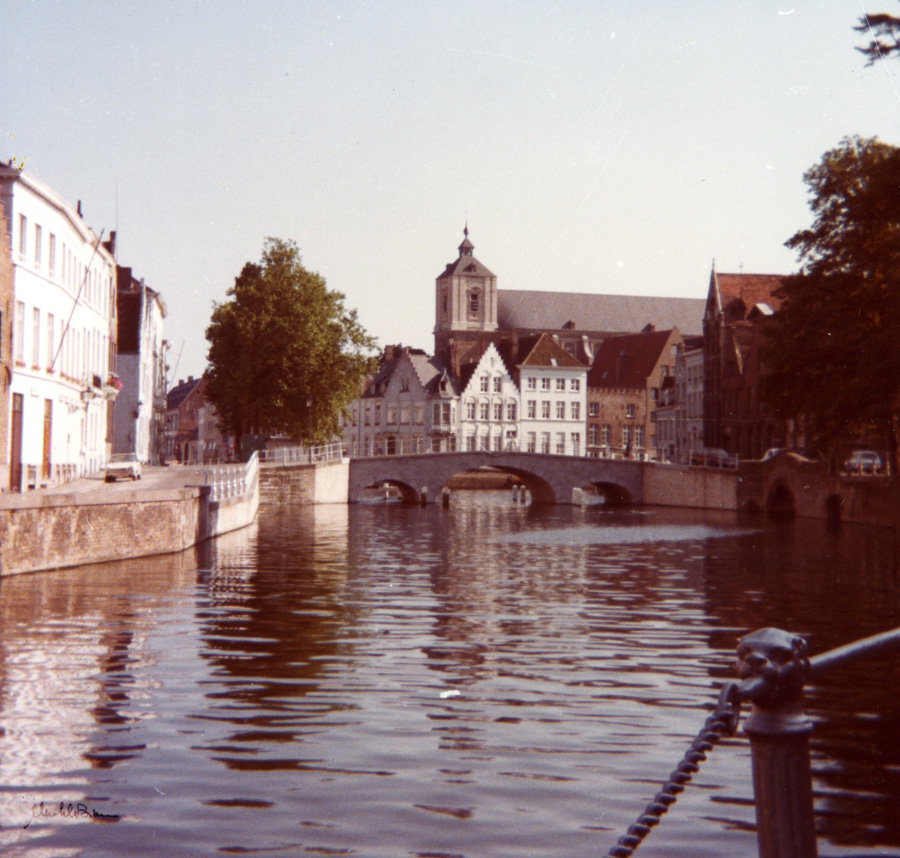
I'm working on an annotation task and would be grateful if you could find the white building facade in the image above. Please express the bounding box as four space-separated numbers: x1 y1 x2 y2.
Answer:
458 343 519 452
0 165 117 490
112 269 168 463
517 334 588 457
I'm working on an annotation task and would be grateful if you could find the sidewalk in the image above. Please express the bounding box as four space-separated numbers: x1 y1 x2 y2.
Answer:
14 464 212 498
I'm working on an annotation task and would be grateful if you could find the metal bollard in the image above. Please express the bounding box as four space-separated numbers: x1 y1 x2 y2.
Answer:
512 484 519 502
442 487 450 507
420 486 428 506
737 628 817 858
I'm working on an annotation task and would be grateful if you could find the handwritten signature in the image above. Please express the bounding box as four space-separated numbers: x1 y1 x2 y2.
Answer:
23 801 119 829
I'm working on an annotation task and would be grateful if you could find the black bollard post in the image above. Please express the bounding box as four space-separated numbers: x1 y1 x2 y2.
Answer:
737 628 817 858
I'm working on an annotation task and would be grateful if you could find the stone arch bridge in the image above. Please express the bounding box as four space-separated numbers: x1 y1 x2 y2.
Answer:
348 451 644 505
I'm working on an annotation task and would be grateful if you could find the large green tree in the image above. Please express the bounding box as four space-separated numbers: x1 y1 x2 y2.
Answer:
761 136 900 471
205 238 377 452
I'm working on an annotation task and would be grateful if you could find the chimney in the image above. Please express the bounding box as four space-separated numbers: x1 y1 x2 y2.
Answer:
103 230 117 259
384 345 395 363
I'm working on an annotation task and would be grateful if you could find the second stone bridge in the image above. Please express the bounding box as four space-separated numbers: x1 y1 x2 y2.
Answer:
348 451 645 505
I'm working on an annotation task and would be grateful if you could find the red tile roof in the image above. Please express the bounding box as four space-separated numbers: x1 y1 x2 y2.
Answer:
713 272 785 316
518 332 586 368
587 329 677 389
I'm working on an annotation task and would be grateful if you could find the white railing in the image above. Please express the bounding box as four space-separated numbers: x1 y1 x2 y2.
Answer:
202 452 259 502
257 442 347 466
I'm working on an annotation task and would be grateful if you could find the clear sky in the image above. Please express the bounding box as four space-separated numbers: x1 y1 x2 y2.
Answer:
3 1 899 383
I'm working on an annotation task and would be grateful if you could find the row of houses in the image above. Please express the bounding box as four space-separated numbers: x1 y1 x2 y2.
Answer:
0 164 208 491
343 230 789 463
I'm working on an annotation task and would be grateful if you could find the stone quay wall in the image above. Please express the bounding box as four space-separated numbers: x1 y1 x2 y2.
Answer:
0 479 259 578
259 460 349 506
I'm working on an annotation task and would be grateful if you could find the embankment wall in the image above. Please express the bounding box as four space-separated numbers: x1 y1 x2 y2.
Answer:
259 461 349 506
0 479 259 578
642 464 739 510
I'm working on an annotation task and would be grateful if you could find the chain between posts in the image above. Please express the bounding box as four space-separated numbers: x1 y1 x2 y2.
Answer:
606 682 743 858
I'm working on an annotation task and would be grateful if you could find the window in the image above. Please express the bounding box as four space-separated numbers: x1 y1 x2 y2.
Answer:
588 402 599 417
571 401 580 420
626 403 636 419
556 433 565 454
571 379 580 392
387 404 397 424
480 374 489 392
541 378 551 391
46 313 55 370
506 402 516 421
433 402 451 425
556 378 565 391
526 377 536 391
479 401 489 420
526 432 536 453
374 404 381 424
602 424 611 445
466 400 476 420
635 426 645 447
571 433 581 455
651 388 658 403
493 376 502 393
527 400 536 419
32 307 41 368
18 215 27 259
493 402 503 421
623 426 631 446
48 233 56 276
493 434 503 451
589 425 599 446
541 432 551 454
468 289 480 317
467 435 476 451
400 404 410 424
400 378 409 392
541 401 551 419
556 401 565 420
34 224 42 267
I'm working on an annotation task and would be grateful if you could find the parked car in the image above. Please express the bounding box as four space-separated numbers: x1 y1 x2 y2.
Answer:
844 450 883 475
762 448 783 461
691 448 738 469
105 452 142 482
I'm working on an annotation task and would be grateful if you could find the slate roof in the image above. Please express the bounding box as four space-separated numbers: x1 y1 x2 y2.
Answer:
167 376 203 410
437 229 496 280
497 290 705 336
587 329 677 389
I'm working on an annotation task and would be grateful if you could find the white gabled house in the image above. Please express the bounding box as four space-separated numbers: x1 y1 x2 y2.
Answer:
0 164 118 491
516 333 588 456
458 342 519 452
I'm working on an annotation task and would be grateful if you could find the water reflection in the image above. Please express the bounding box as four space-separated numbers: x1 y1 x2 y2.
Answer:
0 494 897 857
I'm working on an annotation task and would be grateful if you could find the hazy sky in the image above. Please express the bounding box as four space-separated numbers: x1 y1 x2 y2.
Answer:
3 1 899 382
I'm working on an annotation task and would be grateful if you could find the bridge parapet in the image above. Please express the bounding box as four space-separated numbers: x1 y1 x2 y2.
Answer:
348 451 645 505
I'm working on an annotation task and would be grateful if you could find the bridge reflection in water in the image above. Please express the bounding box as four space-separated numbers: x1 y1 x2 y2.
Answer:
0 496 897 857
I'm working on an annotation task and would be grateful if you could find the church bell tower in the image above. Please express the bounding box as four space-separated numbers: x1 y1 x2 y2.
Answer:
433 227 498 364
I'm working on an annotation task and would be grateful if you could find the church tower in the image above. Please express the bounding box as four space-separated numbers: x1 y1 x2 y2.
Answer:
433 227 498 367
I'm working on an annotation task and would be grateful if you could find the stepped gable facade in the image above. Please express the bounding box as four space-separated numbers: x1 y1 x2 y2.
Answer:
703 265 788 458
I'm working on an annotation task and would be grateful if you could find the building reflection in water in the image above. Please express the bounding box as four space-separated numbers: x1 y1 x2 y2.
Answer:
0 549 199 847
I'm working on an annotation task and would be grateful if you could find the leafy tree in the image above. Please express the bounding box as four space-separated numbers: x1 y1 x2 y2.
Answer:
205 238 377 452
856 7 900 64
761 137 900 472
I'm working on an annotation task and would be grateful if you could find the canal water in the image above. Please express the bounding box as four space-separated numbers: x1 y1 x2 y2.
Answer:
0 492 898 858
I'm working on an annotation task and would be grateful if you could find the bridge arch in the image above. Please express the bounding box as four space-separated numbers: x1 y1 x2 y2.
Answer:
766 479 796 521
578 481 634 506
348 452 644 506
448 466 556 504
